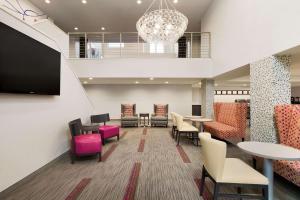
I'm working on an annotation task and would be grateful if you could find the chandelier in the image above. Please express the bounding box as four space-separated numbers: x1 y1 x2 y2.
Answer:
136 0 188 43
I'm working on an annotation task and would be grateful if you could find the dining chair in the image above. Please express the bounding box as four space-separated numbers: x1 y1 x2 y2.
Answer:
199 134 269 200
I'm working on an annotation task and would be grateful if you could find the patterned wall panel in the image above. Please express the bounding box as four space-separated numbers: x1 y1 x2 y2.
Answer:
201 79 214 118
250 55 291 143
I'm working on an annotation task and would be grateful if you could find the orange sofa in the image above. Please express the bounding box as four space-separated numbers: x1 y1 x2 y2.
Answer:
203 103 247 141
274 105 300 187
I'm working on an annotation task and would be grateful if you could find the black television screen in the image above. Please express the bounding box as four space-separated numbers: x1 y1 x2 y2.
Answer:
0 22 61 95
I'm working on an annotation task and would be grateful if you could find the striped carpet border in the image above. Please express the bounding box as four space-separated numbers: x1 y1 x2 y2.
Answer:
120 131 128 139
123 162 141 200
193 178 213 200
102 144 118 161
176 145 191 163
65 178 91 200
142 128 147 135
137 139 145 152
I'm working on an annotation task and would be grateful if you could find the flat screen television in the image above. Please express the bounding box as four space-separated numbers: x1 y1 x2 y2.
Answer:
0 22 61 95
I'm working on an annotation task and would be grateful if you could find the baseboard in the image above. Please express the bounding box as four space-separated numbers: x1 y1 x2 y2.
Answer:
0 150 69 199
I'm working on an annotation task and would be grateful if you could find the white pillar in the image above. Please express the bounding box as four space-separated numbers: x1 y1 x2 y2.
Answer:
201 79 214 118
250 55 291 143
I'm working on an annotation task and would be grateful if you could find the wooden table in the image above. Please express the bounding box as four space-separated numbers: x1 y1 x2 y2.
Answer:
238 141 300 200
190 118 213 132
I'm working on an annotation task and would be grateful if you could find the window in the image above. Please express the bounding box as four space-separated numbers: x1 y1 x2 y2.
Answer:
150 42 164 53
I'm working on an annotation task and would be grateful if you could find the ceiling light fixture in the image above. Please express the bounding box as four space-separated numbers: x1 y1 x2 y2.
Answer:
74 27 78 30
165 81 169 84
82 0 87 4
88 77 93 80
83 81 88 84
45 0 51 4
101 27 105 31
136 0 188 43
135 81 140 84
173 0 178 3
150 77 154 80
137 0 142 4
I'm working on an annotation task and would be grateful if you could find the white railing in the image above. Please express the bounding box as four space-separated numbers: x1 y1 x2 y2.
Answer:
69 32 210 59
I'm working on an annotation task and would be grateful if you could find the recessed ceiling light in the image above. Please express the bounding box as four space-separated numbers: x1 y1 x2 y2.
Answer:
165 81 169 84
243 84 248 87
214 83 219 87
137 0 142 4
135 81 139 84
88 77 93 80
150 77 154 80
74 27 78 30
45 0 51 4
101 27 105 31
82 0 87 4
83 81 88 84
173 0 178 3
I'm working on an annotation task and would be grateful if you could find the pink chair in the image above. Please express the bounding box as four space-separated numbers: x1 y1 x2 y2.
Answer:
91 113 120 145
69 119 102 163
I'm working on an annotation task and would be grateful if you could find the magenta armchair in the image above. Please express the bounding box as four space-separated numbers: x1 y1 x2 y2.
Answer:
91 113 120 145
69 119 102 163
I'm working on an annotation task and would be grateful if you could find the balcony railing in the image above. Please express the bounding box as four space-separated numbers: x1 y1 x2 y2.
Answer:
69 32 210 59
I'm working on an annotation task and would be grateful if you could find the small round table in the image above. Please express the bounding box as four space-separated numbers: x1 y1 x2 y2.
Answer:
190 118 213 132
139 113 149 127
184 115 203 120
237 141 300 200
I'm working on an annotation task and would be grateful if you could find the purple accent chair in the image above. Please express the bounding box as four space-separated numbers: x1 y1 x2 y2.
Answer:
68 119 102 164
91 113 120 145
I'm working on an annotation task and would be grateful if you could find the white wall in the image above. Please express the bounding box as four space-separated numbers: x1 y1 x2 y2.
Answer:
214 95 250 102
202 0 300 76
84 84 193 118
0 8 93 192
69 58 213 78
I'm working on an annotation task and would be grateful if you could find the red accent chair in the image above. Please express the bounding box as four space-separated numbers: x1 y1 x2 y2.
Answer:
69 119 102 163
91 113 120 145
274 105 300 187
203 103 247 141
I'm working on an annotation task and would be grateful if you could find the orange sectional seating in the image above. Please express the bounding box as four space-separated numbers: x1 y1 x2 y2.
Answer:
274 105 300 187
203 103 247 141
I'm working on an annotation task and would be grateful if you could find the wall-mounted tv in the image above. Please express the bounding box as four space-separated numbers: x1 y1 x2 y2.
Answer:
0 22 61 95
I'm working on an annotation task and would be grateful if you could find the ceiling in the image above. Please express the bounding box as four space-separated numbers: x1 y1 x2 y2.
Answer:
29 0 213 33
80 77 202 86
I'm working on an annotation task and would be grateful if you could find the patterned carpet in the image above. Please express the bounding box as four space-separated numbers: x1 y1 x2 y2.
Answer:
2 126 300 200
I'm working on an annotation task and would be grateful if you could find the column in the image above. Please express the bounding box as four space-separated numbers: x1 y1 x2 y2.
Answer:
250 55 291 143
201 79 215 118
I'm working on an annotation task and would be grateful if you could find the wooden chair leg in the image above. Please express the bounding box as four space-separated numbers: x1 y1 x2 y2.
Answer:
237 187 242 200
200 166 206 196
70 152 75 164
263 186 269 200
253 157 257 169
98 152 102 162
117 135 120 141
177 132 181 146
213 183 220 200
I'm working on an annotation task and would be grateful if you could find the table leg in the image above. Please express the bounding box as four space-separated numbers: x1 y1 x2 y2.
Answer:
263 159 273 200
144 117 146 127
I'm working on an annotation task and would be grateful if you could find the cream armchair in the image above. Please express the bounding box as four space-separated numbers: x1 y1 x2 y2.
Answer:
199 134 269 200
175 113 199 145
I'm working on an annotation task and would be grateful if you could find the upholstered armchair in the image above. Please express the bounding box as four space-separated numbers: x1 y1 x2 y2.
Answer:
91 113 120 145
151 104 169 127
68 119 102 163
274 105 300 187
121 104 139 127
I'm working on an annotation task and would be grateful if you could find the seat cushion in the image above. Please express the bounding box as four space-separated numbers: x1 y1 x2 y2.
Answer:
151 115 167 121
122 116 138 121
274 160 300 187
204 121 238 139
179 124 198 132
99 125 119 139
74 134 102 155
220 158 268 185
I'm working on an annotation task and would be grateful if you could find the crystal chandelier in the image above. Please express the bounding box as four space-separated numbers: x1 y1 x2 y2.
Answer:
136 0 188 43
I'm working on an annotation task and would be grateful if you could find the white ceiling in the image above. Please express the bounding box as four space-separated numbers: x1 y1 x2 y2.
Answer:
80 77 202 86
29 0 213 33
